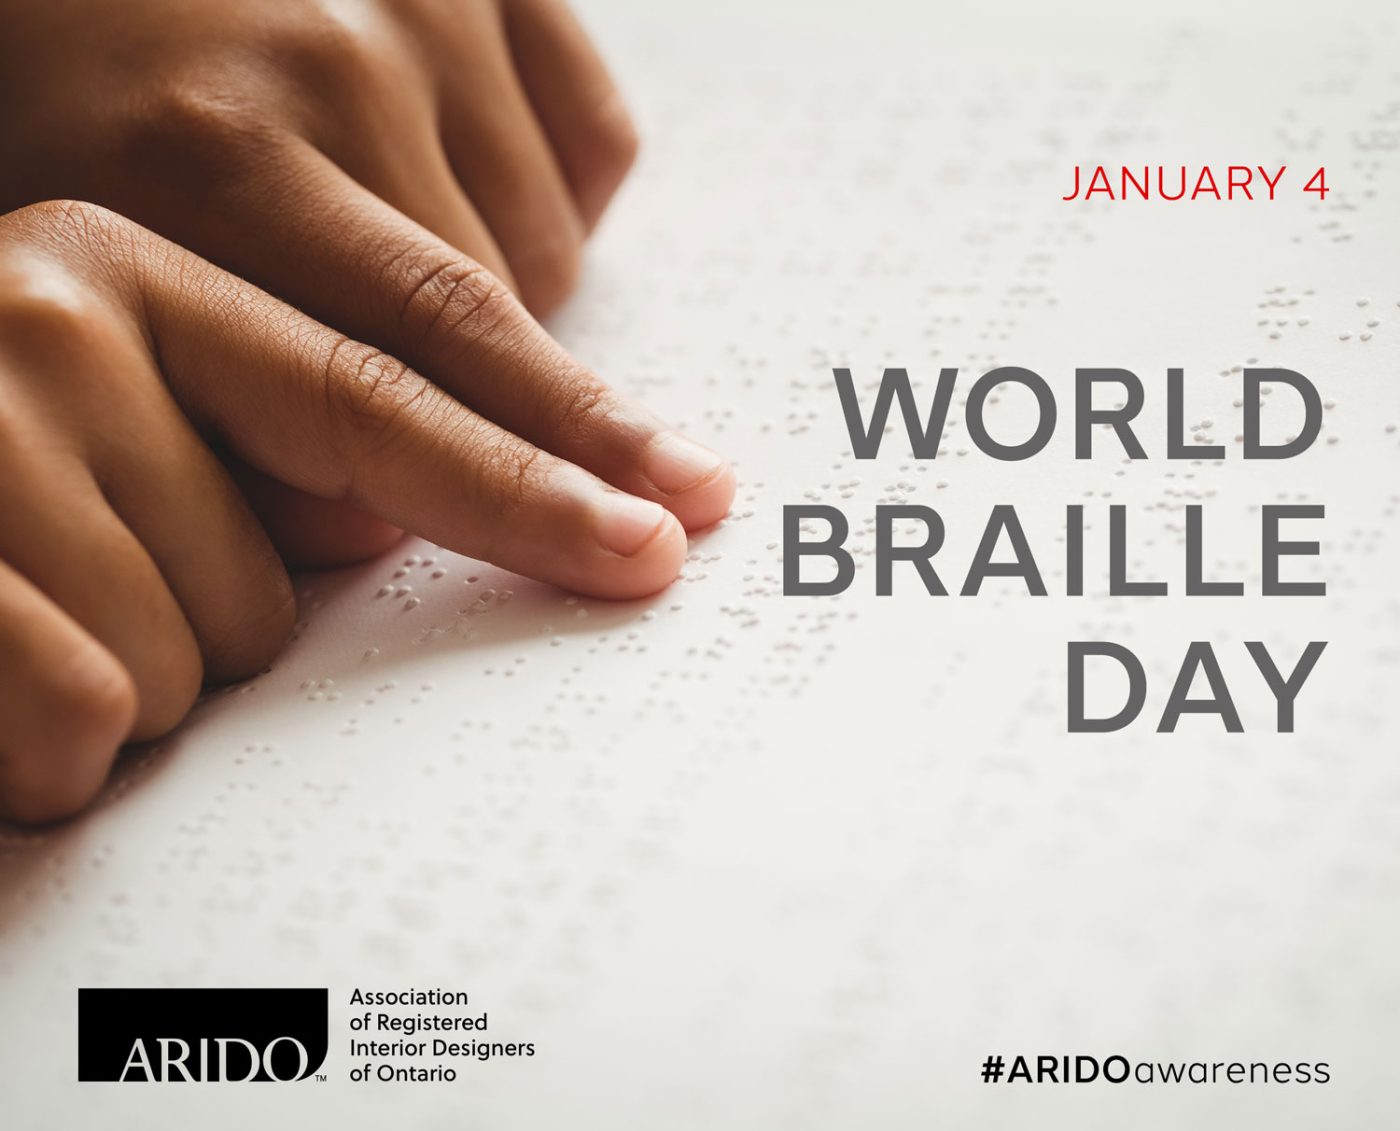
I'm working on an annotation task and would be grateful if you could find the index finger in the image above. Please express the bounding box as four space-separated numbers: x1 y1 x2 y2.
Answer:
153 140 735 534
121 235 689 601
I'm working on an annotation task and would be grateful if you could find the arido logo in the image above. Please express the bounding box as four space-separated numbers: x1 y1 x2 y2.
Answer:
78 988 329 1083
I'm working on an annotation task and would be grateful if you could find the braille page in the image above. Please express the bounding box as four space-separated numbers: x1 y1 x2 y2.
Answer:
2 0 1398 1126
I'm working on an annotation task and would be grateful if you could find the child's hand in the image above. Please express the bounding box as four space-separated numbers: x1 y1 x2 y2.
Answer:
0 201 732 823
0 0 678 569
0 0 635 317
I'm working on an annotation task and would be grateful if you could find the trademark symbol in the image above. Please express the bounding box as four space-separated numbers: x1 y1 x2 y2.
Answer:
315 1074 327 1083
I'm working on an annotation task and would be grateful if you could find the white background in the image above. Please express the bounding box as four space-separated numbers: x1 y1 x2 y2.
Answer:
2 0 1398 1126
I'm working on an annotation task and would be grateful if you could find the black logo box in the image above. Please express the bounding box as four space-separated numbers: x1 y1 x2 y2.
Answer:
78 988 328 1082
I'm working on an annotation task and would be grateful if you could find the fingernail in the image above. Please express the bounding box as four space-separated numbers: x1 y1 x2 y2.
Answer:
644 432 727 494
595 492 669 557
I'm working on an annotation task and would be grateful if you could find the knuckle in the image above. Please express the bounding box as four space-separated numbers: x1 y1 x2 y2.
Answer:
1 648 136 824
0 201 143 294
0 261 110 355
323 339 426 458
396 256 516 344
538 366 617 445
475 432 545 529
279 12 391 89
125 80 278 177
0 282 98 345
54 647 138 748
201 564 296 684
7 199 131 250
0 234 145 395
